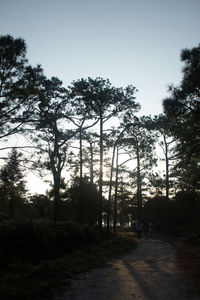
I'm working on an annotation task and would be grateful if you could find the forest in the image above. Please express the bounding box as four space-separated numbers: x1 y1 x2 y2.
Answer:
0 34 199 233
0 34 200 299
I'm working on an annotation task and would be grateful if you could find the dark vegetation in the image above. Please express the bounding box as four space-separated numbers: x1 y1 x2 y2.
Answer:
143 192 200 234
176 237 200 294
0 35 199 298
0 222 137 299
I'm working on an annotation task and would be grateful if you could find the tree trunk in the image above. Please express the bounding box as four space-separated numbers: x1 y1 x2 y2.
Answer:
113 146 119 232
9 194 15 219
79 127 85 224
53 171 60 226
136 145 142 220
98 114 103 230
164 135 169 200
79 127 83 182
107 143 116 232
89 140 94 184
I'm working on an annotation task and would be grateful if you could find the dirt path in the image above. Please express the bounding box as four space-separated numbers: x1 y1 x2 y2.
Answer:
51 238 200 300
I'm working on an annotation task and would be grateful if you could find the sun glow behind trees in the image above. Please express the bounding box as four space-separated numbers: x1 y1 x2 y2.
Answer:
0 34 199 229
0 89 170 198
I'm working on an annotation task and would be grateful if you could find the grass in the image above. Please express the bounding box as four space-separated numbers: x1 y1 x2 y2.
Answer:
0 232 138 300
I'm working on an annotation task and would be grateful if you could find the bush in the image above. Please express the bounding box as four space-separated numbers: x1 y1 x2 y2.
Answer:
0 221 53 264
0 220 99 266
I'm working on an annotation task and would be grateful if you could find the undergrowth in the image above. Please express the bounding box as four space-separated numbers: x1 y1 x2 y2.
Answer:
0 227 137 300
176 237 200 294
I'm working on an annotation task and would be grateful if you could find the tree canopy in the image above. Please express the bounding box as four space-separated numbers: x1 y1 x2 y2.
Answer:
0 35 199 233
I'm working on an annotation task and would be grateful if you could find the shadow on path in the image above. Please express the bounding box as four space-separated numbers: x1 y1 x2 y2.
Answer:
51 239 200 300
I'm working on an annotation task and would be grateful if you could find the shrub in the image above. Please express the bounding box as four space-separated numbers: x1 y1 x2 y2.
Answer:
0 220 99 266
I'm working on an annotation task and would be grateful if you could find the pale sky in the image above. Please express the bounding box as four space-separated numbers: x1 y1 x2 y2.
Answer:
0 0 200 193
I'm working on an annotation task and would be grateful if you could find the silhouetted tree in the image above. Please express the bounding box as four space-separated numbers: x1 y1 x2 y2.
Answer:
29 193 51 219
67 177 99 226
163 44 200 192
0 35 44 142
67 86 100 183
0 149 27 218
153 114 178 199
147 172 165 196
103 127 127 231
123 115 157 219
82 131 99 184
117 183 132 230
69 78 139 229
31 76 78 225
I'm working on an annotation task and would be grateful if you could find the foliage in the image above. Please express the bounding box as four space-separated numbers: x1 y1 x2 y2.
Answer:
143 192 200 234
69 77 140 118
121 115 157 218
67 177 99 226
30 76 79 224
0 35 199 235
0 220 96 266
29 194 52 219
0 219 137 268
0 149 27 218
0 35 27 139
0 35 44 140
142 196 170 229
147 172 165 196
0 230 137 300
163 44 200 192
169 191 200 233
153 114 179 198
1 35 200 298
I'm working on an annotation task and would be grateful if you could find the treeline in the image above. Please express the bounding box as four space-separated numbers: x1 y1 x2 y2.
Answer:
0 35 199 233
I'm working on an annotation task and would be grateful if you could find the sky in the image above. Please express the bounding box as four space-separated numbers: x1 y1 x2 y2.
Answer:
0 0 200 194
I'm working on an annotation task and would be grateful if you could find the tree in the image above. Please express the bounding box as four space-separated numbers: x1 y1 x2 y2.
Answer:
70 78 139 229
147 172 165 196
170 145 200 193
107 130 134 232
0 35 44 142
82 131 99 184
31 76 78 225
123 115 157 219
0 149 27 218
103 127 128 231
163 44 200 192
153 114 178 199
142 195 170 230
117 182 133 230
67 177 99 226
30 193 52 219
61 113 98 184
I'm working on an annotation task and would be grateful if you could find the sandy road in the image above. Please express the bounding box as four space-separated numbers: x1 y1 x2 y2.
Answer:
51 238 200 300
